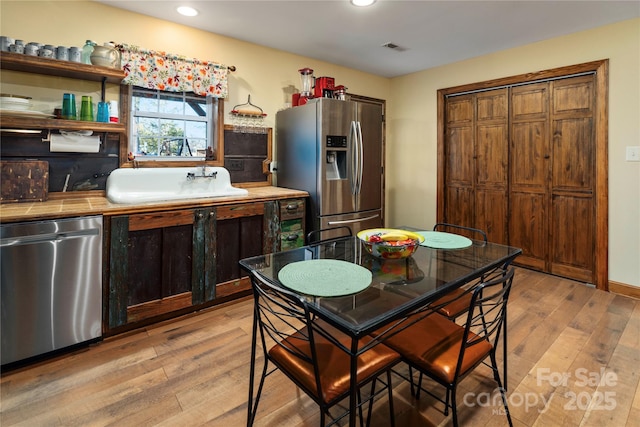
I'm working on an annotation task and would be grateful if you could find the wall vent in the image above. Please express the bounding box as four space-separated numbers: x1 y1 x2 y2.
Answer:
381 42 407 52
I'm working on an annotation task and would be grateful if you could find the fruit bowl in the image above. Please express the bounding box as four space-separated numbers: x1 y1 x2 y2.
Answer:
357 228 425 259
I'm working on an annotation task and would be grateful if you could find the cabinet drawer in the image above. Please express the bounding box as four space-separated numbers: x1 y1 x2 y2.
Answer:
280 198 305 219
280 218 304 251
217 202 264 220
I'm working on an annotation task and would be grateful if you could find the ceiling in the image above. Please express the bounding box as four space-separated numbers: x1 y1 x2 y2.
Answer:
95 0 639 78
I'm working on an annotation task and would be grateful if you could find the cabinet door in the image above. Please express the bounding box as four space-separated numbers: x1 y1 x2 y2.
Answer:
279 198 305 250
107 208 214 329
215 202 265 284
214 202 279 299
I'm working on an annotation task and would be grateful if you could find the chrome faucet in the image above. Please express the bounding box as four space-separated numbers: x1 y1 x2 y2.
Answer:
186 167 217 181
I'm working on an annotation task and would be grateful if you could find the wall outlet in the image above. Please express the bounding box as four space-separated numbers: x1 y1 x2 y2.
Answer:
227 159 244 171
626 146 640 162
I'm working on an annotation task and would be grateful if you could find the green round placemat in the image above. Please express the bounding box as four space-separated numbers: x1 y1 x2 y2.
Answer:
278 259 372 297
416 231 473 249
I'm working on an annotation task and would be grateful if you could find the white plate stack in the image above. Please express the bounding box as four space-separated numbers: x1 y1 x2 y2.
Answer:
0 94 32 112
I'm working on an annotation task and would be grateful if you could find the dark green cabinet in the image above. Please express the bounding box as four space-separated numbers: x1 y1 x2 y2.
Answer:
278 198 305 250
105 199 302 333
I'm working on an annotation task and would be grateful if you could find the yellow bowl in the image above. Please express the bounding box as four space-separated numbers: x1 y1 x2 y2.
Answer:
357 228 425 259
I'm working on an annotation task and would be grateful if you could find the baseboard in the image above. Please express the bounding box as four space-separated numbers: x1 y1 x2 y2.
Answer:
609 281 640 300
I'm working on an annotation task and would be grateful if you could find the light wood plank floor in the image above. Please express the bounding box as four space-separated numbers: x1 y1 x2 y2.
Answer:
1 267 639 426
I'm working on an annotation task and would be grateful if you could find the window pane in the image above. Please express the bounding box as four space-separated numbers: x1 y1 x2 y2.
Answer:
138 137 159 155
158 137 183 156
189 138 208 156
135 117 159 137
159 92 184 115
185 121 206 138
133 91 158 112
159 119 185 137
130 88 217 159
185 98 207 117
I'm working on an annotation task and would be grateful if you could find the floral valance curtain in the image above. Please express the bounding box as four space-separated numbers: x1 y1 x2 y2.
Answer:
117 43 229 98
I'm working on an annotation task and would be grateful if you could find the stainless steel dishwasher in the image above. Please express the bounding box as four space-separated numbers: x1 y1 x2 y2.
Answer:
1 215 103 366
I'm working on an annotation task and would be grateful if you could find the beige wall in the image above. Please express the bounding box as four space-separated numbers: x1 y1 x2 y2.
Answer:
388 18 640 287
0 0 391 129
2 2 638 287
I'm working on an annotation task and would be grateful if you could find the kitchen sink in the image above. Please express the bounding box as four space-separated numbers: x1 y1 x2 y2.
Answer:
106 166 248 204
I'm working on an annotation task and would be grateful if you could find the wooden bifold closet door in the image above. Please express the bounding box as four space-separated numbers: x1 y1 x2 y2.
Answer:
438 61 607 288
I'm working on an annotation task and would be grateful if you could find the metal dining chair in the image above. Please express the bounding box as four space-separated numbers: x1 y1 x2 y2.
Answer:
378 267 515 427
247 271 401 427
306 225 353 245
427 224 512 390
432 222 488 245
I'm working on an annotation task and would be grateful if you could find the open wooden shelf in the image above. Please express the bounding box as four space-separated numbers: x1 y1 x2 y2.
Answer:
1 51 126 133
0 51 125 83
0 114 126 133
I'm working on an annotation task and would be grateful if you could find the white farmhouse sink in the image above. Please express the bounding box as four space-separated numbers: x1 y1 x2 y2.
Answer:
106 166 248 204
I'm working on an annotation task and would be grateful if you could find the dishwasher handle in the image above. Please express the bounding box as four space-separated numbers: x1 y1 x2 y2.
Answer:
0 228 100 247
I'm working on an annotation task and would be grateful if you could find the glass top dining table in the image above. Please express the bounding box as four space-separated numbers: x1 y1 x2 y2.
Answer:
240 233 522 339
239 232 521 426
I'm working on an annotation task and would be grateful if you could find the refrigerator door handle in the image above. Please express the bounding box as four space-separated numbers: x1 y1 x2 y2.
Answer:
350 120 358 196
356 121 364 195
327 213 380 225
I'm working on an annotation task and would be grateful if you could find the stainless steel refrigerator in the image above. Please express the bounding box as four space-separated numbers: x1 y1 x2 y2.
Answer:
276 98 384 239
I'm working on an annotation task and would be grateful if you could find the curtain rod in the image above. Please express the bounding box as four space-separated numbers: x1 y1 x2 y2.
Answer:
445 71 594 97
116 43 236 72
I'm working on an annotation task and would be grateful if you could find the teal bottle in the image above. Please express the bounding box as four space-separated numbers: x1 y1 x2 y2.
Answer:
81 40 96 65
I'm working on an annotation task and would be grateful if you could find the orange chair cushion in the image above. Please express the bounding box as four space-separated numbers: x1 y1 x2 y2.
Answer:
268 321 401 404
432 288 471 319
379 313 492 384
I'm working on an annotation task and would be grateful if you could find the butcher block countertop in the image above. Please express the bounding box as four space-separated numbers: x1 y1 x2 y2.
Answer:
0 186 308 223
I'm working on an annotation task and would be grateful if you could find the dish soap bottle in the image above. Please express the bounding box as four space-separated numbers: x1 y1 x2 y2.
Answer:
81 40 96 65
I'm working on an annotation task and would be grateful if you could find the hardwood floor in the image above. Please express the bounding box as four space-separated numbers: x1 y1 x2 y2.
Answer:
1 267 638 426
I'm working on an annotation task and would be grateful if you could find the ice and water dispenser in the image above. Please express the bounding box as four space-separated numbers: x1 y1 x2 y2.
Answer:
325 135 347 180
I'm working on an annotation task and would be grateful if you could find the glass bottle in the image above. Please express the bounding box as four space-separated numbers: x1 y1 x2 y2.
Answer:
81 40 96 65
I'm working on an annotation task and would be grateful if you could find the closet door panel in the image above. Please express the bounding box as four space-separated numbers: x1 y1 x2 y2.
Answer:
477 90 508 121
509 83 550 269
549 75 595 281
552 118 594 192
509 192 546 270
476 188 508 244
446 96 474 125
512 83 548 119
550 194 593 282
445 186 474 228
446 126 474 186
476 123 508 186
511 121 549 190
552 76 594 115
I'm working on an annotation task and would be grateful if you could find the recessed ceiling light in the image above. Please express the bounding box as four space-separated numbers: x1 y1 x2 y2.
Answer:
351 0 376 6
177 6 198 17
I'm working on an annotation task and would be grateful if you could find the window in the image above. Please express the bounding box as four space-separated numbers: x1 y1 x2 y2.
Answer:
129 87 220 160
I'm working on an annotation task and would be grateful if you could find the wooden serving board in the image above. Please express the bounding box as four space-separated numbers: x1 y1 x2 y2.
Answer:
1 160 49 203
